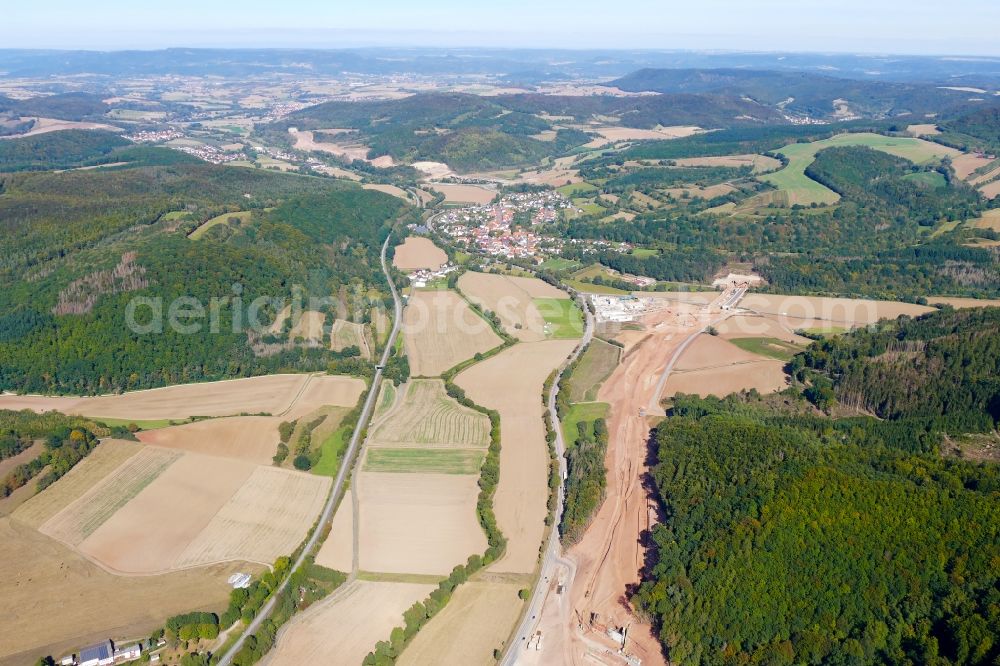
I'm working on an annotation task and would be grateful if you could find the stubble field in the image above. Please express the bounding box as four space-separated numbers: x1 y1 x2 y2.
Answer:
402 290 502 376
457 272 568 342
393 236 448 271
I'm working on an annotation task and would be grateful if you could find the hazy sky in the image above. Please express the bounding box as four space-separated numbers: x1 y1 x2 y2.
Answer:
4 0 1000 56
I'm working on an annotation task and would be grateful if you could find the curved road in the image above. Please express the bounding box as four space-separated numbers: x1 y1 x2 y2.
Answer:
217 234 403 666
500 295 594 666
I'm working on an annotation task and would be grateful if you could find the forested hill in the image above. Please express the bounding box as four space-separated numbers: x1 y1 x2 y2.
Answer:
610 68 975 120
266 91 782 172
637 309 1000 664
0 92 109 121
0 164 409 394
790 306 1000 431
939 106 1000 152
0 130 192 172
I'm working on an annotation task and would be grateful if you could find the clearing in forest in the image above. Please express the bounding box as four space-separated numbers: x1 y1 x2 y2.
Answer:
187 210 251 240
330 319 370 358
403 290 503 376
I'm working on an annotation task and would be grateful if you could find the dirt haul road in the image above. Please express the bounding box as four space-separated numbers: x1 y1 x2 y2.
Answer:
533 297 726 666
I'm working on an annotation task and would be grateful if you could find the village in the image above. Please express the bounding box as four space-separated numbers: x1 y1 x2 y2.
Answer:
432 190 630 262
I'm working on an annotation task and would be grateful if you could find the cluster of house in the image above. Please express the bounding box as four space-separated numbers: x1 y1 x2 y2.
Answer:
173 143 242 164
59 639 146 666
123 129 183 143
407 262 458 288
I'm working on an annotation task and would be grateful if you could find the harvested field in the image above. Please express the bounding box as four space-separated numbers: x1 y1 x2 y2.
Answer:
289 310 325 342
371 379 489 449
455 340 578 574
715 314 811 344
175 466 330 569
412 161 454 178
0 517 249 666
739 293 934 325
981 180 1000 199
907 123 940 136
0 441 43 479
515 166 581 187
671 153 782 173
365 448 485 474
356 471 486 575
393 236 448 271
0 374 360 421
663 183 737 199
398 581 524 666
663 360 788 398
329 319 370 358
926 297 1000 308
403 290 503 376
39 446 182 548
568 338 621 402
136 416 281 464
0 116 119 139
76 453 255 573
363 183 409 200
457 272 569 342
314 500 353 571
12 439 142 528
729 337 803 361
952 153 995 180
267 581 433 666
675 334 769 371
288 128 394 167
432 183 495 204
970 163 1000 186
593 125 702 143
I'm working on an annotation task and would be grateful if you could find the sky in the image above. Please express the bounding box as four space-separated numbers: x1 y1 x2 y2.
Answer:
4 0 1000 56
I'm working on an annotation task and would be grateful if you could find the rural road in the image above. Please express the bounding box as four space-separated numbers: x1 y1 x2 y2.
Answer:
500 294 594 666
217 233 403 666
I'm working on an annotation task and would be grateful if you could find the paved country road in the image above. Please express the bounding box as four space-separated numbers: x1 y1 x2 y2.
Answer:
217 233 403 666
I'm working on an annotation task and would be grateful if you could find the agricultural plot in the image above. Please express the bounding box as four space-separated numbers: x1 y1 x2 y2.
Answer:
739 293 934 326
567 338 621 402
330 319 370 358
370 379 490 449
39 446 182 547
431 183 495 204
364 448 485 474
398 581 524 666
76 453 255 574
670 153 782 173
760 133 961 206
675 334 771 371
534 297 584 338
314 501 353 572
355 471 487 575
362 183 409 200
174 466 330 568
393 236 448 271
0 374 361 421
728 337 803 361
0 517 248 666
457 271 558 341
455 340 578 573
402 290 502 376
714 314 811 345
663 362 788 399
12 439 142 528
136 416 282 464
268 581 434 666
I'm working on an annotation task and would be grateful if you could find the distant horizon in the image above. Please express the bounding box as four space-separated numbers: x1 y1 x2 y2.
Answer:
5 0 1000 57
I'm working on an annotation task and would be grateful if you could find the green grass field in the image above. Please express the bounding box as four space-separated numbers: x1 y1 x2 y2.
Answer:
89 416 190 430
563 279 631 295
728 337 803 361
312 425 351 477
798 325 850 337
631 248 659 258
760 133 960 207
188 210 252 240
568 339 621 402
903 171 947 188
562 402 610 448
557 182 598 197
364 448 485 474
535 298 584 338
540 257 582 272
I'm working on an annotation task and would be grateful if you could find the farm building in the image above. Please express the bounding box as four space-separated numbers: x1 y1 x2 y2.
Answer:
78 640 114 666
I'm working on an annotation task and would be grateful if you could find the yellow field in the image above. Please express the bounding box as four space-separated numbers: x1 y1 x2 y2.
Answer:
76 452 254 573
458 272 566 342
314 500 353 571
402 290 503 376
664 360 789 398
952 153 995 180
174 466 331 568
39 446 182 548
455 340 578 574
370 379 490 449
268 581 433 666
398 581 524 666
363 183 409 200
431 183 496 204
12 439 142 529
393 236 448 271
136 416 282 464
671 153 782 173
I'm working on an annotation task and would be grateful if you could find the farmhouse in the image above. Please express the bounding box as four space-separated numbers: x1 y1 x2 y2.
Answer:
78 640 114 666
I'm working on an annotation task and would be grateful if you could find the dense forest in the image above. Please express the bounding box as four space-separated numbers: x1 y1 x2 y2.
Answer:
0 410 105 497
637 397 1000 666
0 164 408 394
939 106 1000 152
